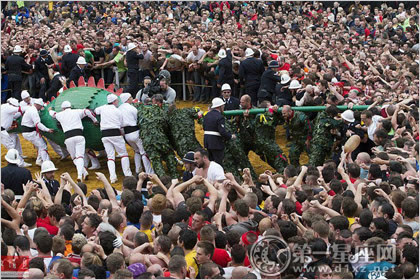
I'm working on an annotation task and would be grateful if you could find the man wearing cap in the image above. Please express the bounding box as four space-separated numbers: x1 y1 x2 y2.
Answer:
258 60 283 104
239 48 265 106
1 149 32 196
220 84 239 111
125 42 144 97
338 110 364 158
34 49 54 101
1 98 30 167
4 45 32 100
217 49 234 93
182 151 197 182
118 93 153 174
20 90 33 113
40 161 60 196
95 94 132 183
61 45 79 78
49 101 98 182
21 98 54 165
203 97 236 165
67 57 87 87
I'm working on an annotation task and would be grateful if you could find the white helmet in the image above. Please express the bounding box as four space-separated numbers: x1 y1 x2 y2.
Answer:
41 160 58 173
13 45 23 53
21 90 30 100
341 110 355 122
33 98 44 106
107 94 118 104
127 43 137 51
76 57 87 65
218 49 227 59
280 74 291 84
289 80 302 89
61 101 71 109
64 45 72 53
7 98 19 107
211 97 226 109
119 93 131 103
245 48 254 58
5 149 20 164
221 84 231 91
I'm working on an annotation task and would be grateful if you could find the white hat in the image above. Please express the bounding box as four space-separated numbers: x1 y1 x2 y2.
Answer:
61 101 71 109
77 57 87 65
280 74 291 84
127 43 137 52
120 93 131 103
33 98 44 106
21 90 30 99
289 80 302 89
64 45 72 53
13 45 22 53
218 49 227 59
7 98 19 107
41 160 58 173
331 77 338 83
245 48 254 58
341 110 355 123
211 97 226 109
107 94 118 104
5 149 20 164
221 84 231 91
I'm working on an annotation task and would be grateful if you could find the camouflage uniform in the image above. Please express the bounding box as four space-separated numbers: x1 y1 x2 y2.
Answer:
168 107 202 158
286 111 311 167
308 111 342 167
223 118 257 179
137 104 178 178
254 111 288 173
238 113 257 155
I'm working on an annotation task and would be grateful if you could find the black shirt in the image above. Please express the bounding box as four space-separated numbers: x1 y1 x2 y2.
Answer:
1 164 32 195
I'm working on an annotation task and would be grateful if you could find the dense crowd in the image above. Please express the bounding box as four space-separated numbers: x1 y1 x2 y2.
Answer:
1 1 419 279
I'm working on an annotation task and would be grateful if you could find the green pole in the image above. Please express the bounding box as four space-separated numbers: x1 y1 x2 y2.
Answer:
223 105 369 116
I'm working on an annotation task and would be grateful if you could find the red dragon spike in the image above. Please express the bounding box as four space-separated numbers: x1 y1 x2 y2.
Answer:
115 88 123 96
56 91 60 97
63 86 68 91
97 78 105 89
106 84 115 93
69 81 76 88
78 76 86 87
51 97 55 101
87 76 96 87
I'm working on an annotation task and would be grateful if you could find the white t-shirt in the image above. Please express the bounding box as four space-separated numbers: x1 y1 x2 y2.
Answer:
367 115 383 141
186 49 206 62
207 161 226 183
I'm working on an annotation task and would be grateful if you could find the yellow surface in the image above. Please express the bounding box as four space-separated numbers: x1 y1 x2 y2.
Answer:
1 101 308 194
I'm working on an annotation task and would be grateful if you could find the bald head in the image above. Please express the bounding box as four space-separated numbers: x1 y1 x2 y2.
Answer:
240 95 252 109
282 105 293 119
356 152 371 165
23 268 44 279
147 264 163 276
232 266 250 279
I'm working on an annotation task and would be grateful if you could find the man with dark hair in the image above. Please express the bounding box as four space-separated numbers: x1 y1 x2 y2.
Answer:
401 198 419 233
196 241 215 266
58 223 74 256
223 244 246 278
81 213 102 239
302 238 329 279
125 199 144 229
179 229 198 275
329 216 350 235
199 261 221 279
33 231 53 269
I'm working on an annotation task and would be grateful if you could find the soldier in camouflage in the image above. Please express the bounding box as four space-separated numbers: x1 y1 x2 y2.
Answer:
254 102 288 173
237 94 257 156
308 105 343 167
137 94 178 178
223 117 257 179
281 105 312 167
168 105 203 158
